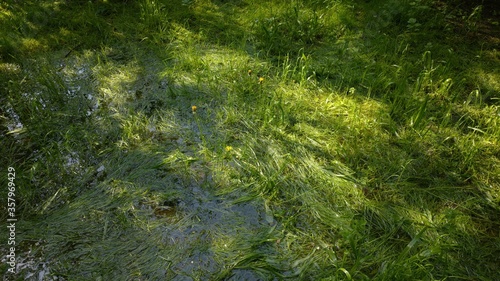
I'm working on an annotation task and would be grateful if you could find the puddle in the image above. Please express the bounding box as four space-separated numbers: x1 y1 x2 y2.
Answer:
227 269 265 281
13 56 99 120
153 199 179 218
4 52 286 279
1 240 57 281
170 250 219 280
5 105 24 134
63 151 81 169
59 58 99 116
151 177 281 279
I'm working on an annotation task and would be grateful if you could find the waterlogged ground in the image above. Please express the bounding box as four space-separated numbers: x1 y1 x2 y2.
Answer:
1 51 291 279
1 0 500 280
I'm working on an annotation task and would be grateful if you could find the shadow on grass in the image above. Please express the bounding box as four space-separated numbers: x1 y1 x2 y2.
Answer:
1 0 499 279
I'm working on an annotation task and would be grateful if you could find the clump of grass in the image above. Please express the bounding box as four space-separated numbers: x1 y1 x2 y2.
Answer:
139 0 169 35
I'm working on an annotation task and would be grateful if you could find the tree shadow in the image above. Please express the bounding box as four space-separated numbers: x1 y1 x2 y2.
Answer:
2 0 499 279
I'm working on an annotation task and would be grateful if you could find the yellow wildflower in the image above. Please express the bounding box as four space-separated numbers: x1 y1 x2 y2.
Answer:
191 105 197 113
258 77 264 84
225 146 233 152
248 69 252 76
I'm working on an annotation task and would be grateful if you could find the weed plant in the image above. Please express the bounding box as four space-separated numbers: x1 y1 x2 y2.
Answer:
1 0 499 280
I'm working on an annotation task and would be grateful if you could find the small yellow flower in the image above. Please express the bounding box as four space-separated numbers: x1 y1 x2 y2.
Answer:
191 105 197 113
248 69 252 76
225 146 233 152
258 77 264 84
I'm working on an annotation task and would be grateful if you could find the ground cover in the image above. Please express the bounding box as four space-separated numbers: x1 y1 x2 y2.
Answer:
1 0 499 280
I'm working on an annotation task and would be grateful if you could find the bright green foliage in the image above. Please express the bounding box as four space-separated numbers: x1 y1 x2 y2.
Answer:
1 0 499 280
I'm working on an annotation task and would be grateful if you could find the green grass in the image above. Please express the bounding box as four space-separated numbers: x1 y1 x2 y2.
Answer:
1 0 499 280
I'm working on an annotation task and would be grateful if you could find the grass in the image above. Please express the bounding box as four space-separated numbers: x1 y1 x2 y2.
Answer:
1 0 499 280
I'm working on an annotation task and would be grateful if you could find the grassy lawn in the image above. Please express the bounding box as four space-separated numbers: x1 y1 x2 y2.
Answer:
1 0 499 280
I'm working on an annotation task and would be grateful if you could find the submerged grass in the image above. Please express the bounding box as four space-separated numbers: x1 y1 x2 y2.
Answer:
1 0 499 279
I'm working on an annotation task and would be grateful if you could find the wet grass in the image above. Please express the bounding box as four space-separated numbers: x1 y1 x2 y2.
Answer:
1 0 499 280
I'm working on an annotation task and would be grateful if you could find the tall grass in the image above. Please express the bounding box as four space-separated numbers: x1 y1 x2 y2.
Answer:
1 0 499 279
